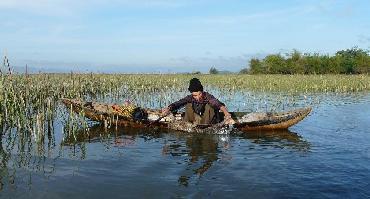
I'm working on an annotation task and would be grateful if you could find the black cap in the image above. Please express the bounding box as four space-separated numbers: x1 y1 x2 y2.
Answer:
188 78 203 92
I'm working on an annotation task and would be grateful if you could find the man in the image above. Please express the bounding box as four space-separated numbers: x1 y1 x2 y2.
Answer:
162 78 235 125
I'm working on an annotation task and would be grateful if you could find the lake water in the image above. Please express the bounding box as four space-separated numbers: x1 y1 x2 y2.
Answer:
0 92 370 198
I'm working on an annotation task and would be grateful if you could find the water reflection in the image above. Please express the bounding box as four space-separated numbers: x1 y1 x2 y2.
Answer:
0 134 10 191
236 130 311 152
173 134 219 187
0 125 59 191
0 122 310 191
61 125 310 187
165 130 309 186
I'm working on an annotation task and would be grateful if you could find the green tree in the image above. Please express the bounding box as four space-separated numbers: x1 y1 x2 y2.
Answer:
247 58 262 74
335 47 369 74
263 54 287 74
244 47 370 74
286 50 304 74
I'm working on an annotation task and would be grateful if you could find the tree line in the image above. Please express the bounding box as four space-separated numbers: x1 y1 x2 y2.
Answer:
239 47 370 74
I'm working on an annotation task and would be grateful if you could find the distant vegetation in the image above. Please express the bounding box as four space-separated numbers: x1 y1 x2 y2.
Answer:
240 47 370 74
209 67 219 74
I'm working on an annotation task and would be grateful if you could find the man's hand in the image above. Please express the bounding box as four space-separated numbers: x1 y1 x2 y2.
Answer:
224 114 236 125
220 106 235 125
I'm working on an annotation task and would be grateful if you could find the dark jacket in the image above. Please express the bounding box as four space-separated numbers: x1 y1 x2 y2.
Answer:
168 92 224 112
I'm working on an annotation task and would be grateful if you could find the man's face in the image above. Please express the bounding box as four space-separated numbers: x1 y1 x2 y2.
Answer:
191 91 202 101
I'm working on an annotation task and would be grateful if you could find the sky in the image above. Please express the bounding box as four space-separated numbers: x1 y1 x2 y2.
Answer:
0 0 369 73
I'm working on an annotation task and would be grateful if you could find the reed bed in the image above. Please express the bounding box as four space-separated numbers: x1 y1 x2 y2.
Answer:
0 73 369 135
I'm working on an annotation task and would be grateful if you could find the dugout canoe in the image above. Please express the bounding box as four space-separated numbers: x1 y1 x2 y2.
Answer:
61 98 311 132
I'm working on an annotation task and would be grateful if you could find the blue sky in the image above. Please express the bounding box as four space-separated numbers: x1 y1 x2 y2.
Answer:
1 0 369 73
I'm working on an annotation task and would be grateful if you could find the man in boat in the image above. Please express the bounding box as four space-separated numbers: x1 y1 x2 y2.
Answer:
162 78 235 125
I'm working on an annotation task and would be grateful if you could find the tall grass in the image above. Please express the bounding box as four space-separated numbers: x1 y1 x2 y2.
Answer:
0 73 368 133
1 73 369 129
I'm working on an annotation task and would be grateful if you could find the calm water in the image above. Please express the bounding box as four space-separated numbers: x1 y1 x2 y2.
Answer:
0 92 370 198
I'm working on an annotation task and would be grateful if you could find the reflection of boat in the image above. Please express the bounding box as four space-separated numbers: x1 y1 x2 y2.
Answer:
237 129 311 151
63 125 309 151
61 124 156 146
61 98 311 133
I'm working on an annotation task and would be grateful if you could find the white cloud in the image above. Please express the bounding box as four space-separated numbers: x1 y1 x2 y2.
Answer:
100 0 198 7
0 0 76 15
196 8 302 25
314 0 356 17
0 0 199 14
162 4 318 27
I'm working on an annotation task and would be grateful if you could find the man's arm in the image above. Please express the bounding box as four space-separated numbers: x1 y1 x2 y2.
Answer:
162 95 192 115
220 106 236 125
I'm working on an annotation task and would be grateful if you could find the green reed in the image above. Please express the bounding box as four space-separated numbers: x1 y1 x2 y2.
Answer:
0 73 369 136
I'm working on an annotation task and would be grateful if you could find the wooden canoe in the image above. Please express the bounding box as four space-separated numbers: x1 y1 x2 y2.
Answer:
61 98 311 133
